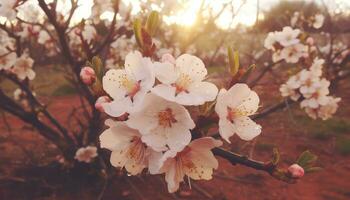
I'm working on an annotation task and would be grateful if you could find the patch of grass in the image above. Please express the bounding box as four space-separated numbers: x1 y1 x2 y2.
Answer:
336 137 350 156
52 84 76 96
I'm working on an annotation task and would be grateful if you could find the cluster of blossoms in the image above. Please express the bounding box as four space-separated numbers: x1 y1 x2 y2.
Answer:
280 58 341 120
105 35 135 68
291 12 325 29
68 23 98 57
264 26 309 63
84 51 263 192
0 31 36 80
320 41 349 65
0 0 18 20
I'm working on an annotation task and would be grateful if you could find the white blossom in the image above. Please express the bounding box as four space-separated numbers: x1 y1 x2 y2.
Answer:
102 51 155 117
215 84 261 142
151 137 222 193
0 47 16 70
152 54 218 105
313 14 324 29
0 0 17 20
74 146 98 163
100 120 159 175
11 54 35 80
126 93 195 152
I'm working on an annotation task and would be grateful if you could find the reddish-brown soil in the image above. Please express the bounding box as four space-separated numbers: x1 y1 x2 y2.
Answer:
1 80 349 200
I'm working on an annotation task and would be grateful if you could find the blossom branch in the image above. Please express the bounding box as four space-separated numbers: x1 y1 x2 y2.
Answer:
212 147 296 183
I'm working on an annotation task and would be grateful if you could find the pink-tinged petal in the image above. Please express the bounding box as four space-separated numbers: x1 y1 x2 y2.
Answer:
218 119 235 143
161 53 176 64
110 150 128 168
187 81 218 103
174 81 218 106
102 97 132 117
184 152 217 180
233 116 261 141
174 92 204 105
164 159 181 193
171 103 196 130
188 137 222 151
141 131 168 152
125 51 153 82
27 69 36 80
226 83 251 108
235 89 260 116
125 160 146 175
99 122 139 151
165 126 191 152
148 150 164 174
176 54 207 82
102 69 128 99
151 84 177 102
215 89 228 118
153 61 178 84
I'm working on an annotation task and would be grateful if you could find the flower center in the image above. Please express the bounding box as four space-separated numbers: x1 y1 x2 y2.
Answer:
158 108 177 128
226 107 247 122
120 74 141 102
172 74 192 95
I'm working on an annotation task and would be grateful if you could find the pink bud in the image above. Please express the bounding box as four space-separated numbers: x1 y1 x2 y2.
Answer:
161 53 175 64
288 164 304 178
95 96 111 112
306 37 314 46
80 67 96 85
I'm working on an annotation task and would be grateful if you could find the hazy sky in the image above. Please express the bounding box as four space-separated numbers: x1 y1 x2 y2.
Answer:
5 0 350 29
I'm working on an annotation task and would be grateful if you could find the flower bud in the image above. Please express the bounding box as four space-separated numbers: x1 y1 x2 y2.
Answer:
80 66 96 85
288 164 304 178
161 53 175 64
306 37 314 46
95 96 111 112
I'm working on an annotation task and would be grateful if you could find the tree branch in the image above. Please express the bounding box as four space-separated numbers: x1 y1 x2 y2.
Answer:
212 147 296 183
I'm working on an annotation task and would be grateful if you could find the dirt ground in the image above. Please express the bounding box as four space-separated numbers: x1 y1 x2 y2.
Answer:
0 78 349 200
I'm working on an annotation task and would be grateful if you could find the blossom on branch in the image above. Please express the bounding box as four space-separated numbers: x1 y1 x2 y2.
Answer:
100 119 159 175
215 83 261 142
151 137 222 193
102 51 155 117
0 47 16 70
74 146 98 163
152 54 218 105
126 93 195 152
264 26 308 63
280 58 341 120
0 0 17 20
11 54 35 80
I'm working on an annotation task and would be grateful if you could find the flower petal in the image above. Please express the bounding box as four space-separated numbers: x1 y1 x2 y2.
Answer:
176 54 207 82
99 122 139 151
102 69 128 99
110 150 128 168
102 97 132 117
153 61 178 84
218 119 235 143
233 116 261 141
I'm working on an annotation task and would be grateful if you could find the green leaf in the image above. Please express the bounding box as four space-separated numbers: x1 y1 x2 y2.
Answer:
296 150 318 168
227 47 239 76
133 18 143 48
91 56 103 81
146 11 160 36
304 167 322 173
